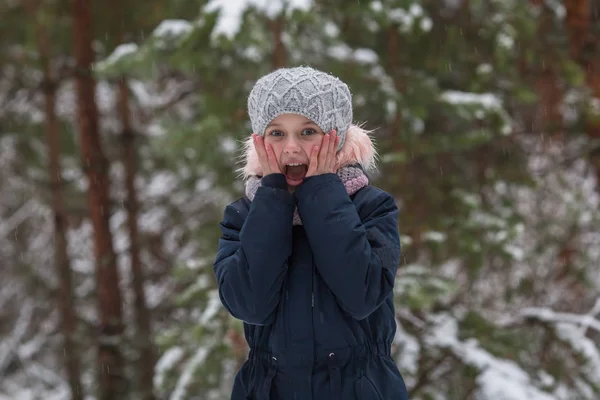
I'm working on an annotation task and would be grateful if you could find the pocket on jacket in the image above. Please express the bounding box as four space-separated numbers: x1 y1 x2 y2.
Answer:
354 375 383 400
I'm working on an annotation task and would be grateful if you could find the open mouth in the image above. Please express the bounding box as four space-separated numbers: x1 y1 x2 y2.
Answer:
284 163 308 185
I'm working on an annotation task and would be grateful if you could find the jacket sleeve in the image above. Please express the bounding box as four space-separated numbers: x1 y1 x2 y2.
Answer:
213 174 294 325
294 173 400 320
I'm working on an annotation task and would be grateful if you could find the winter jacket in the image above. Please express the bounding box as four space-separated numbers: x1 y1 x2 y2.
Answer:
213 126 408 400
214 174 407 400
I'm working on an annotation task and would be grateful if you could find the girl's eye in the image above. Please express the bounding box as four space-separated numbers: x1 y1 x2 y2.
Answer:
269 130 284 137
301 128 317 136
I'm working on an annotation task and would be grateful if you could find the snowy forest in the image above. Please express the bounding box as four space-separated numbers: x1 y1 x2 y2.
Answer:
1 0 600 399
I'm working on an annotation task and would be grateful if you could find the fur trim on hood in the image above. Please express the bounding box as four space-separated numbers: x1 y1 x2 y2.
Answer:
237 124 378 180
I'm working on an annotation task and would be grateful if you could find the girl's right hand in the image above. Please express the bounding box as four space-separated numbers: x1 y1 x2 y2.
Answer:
253 134 282 176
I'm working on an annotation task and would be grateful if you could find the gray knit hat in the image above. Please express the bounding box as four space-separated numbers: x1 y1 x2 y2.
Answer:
247 66 353 150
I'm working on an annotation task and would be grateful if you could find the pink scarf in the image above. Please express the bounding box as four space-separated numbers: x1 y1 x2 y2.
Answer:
244 165 369 225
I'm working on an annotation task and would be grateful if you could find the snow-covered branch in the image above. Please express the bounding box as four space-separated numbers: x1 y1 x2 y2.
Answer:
0 303 34 377
520 307 600 333
0 199 38 241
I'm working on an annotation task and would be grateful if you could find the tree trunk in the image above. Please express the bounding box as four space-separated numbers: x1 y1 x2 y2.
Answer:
386 24 403 142
109 0 157 394
385 24 422 253
72 0 126 398
564 0 600 185
271 16 286 69
42 35 86 400
564 0 591 64
536 4 564 140
27 1 84 398
118 77 157 400
527 1 564 140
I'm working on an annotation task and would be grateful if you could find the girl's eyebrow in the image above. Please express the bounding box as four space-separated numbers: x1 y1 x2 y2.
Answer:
266 121 316 128
302 122 322 130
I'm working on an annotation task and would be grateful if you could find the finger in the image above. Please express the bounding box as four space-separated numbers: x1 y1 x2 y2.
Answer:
334 135 341 169
253 135 267 159
253 135 270 174
321 131 335 171
266 144 280 173
306 145 319 176
318 133 330 168
333 131 340 154
328 131 339 170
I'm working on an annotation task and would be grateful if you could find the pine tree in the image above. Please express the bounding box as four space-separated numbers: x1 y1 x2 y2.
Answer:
1 0 599 399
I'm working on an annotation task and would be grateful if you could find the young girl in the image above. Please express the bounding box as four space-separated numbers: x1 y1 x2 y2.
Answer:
213 67 408 400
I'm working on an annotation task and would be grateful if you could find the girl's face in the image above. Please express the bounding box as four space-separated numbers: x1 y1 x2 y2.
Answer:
263 113 324 187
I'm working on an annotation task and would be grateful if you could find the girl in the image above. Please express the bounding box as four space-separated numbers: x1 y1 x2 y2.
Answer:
213 67 408 400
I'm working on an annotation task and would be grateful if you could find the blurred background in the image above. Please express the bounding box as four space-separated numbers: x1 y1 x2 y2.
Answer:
1 0 600 399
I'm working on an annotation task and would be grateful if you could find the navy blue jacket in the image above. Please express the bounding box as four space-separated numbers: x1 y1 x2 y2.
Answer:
213 173 408 400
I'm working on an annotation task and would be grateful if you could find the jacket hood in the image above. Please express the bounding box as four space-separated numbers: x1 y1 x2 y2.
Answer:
238 124 378 180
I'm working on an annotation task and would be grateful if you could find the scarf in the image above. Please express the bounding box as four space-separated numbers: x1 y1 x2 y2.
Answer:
244 165 369 225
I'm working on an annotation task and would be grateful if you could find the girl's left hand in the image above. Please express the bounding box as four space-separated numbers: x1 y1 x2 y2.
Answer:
305 130 342 177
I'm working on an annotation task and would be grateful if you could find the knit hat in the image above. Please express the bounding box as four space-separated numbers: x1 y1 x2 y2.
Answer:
247 66 353 150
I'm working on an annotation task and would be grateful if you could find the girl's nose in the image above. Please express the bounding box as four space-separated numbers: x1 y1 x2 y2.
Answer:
283 137 301 154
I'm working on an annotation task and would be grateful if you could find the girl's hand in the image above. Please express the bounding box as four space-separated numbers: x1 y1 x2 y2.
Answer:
253 134 282 176
305 130 342 178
